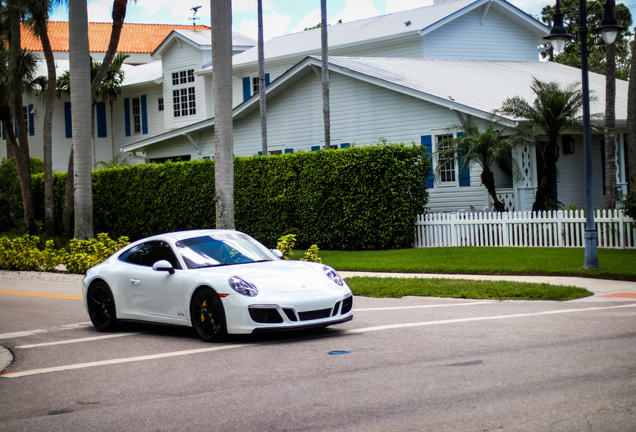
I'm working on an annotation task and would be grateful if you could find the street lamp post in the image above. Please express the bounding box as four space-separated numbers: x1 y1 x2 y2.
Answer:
542 0 623 269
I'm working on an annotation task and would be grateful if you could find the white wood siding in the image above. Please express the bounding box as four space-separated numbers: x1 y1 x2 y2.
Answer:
556 135 606 209
423 8 539 61
117 84 166 150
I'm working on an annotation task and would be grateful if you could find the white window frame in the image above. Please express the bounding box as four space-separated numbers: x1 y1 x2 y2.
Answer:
436 134 456 186
132 97 141 134
172 69 196 118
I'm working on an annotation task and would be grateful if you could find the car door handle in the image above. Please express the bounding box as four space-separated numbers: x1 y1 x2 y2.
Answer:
130 279 141 285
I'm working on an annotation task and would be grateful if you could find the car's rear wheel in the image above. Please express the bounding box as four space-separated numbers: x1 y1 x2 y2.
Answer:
191 288 227 342
87 281 118 332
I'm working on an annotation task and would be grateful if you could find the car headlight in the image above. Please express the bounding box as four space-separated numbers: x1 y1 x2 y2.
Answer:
228 276 259 297
323 266 344 286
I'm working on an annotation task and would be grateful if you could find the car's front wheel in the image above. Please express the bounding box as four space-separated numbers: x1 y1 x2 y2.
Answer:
87 281 118 332
191 288 227 342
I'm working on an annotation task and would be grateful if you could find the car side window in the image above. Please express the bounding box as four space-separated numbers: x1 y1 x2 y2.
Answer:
119 241 182 269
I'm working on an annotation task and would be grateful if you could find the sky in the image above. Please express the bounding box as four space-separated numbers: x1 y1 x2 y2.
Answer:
48 0 636 42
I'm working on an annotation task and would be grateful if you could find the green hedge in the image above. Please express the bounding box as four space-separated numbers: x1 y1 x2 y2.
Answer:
28 144 429 250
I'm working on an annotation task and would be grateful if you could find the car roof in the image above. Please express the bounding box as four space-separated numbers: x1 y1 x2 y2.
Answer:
159 229 243 241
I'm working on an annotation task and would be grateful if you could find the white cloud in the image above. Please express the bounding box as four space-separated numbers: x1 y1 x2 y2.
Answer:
87 0 112 22
238 11 292 40
332 0 379 23
384 0 434 14
290 8 322 33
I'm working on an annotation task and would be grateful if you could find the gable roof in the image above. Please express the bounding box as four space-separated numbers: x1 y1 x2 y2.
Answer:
121 56 626 153
228 0 548 68
151 30 256 59
21 22 211 53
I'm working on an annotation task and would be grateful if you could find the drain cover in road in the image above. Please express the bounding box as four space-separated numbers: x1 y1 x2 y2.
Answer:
599 293 636 298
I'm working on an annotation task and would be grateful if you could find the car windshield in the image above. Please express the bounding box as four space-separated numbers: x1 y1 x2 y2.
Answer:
175 232 276 269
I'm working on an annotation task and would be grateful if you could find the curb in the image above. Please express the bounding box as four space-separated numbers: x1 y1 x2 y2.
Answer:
0 346 13 373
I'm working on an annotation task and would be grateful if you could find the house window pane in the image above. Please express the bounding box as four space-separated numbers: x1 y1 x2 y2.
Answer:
253 77 259 94
132 97 141 133
188 87 196 115
158 98 164 111
437 135 455 184
173 90 181 117
187 70 195 83
172 73 179 86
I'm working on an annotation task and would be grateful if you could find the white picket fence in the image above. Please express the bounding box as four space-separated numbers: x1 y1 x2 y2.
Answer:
414 209 636 249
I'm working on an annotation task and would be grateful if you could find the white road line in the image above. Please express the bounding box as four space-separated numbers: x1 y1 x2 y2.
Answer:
16 333 140 349
0 322 92 340
354 301 494 312
1 344 255 378
348 303 636 333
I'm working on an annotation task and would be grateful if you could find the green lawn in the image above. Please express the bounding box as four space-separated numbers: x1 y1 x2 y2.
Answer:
288 246 633 301
294 247 636 281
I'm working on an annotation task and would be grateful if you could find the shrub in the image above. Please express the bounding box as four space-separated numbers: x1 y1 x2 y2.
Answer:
276 234 296 260
0 234 44 271
0 157 45 232
62 233 130 274
300 244 322 263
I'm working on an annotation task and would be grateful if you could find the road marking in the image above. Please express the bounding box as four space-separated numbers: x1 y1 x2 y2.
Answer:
0 290 83 300
0 323 92 340
355 301 494 312
1 344 254 378
16 333 139 349
348 303 636 333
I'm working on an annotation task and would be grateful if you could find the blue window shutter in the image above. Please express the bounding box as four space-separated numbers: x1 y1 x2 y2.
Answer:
601 140 606 195
96 102 107 137
258 151 263 156
28 104 34 136
141 95 148 134
284 148 293 154
311 145 320 152
457 132 470 186
265 73 270 86
243 77 251 101
340 143 350 149
421 135 434 188
64 102 72 138
124 98 131 137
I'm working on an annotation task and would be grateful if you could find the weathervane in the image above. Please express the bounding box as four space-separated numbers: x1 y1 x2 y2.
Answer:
189 6 202 28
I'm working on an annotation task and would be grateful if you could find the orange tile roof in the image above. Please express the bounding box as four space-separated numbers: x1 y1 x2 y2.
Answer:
21 22 211 53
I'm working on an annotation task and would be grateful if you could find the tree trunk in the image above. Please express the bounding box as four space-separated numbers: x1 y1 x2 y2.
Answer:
62 146 75 243
91 100 97 165
38 19 57 239
481 169 505 212
321 0 330 149
70 0 94 240
604 42 617 209
627 25 636 191
532 140 559 212
8 1 37 235
211 0 235 229
90 0 127 97
257 0 267 156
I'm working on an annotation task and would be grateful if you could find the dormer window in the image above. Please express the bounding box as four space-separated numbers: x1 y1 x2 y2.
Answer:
172 69 196 118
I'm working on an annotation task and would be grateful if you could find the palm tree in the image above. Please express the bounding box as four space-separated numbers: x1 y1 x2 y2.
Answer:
211 0 234 229
25 0 60 239
498 78 588 212
0 46 43 234
257 0 267 156
69 0 93 240
321 0 330 149
436 123 531 212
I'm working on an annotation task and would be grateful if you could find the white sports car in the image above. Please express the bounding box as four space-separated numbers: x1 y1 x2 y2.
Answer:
82 230 353 341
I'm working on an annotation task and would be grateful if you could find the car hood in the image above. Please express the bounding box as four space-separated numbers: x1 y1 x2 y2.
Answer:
201 260 330 293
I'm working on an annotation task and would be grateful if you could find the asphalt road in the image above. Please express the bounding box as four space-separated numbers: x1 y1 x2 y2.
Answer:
1 277 635 432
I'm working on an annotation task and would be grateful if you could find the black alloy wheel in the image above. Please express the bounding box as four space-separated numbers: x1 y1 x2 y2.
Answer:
191 288 227 342
87 282 118 331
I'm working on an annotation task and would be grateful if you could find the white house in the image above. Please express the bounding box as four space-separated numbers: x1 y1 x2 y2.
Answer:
2 0 630 213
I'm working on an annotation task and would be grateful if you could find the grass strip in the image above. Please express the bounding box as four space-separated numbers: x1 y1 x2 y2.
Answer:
345 276 593 301
295 247 636 281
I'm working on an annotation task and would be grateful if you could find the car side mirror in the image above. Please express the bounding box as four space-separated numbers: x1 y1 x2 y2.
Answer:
272 249 283 259
153 260 175 274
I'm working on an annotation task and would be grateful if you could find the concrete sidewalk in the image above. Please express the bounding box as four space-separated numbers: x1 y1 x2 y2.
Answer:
340 271 636 302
